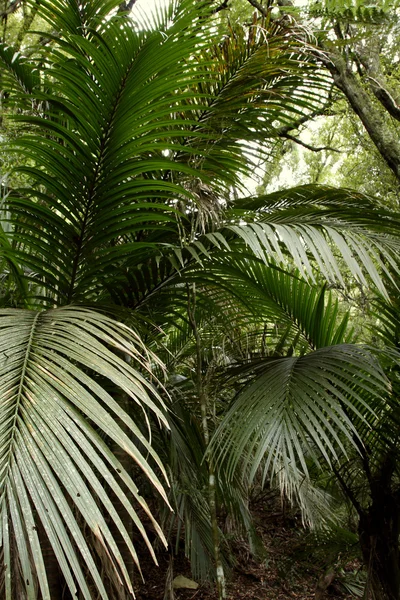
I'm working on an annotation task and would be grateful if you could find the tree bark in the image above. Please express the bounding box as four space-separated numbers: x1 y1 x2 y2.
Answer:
358 498 400 600
323 48 400 182
355 44 400 123
187 284 226 600
357 454 400 600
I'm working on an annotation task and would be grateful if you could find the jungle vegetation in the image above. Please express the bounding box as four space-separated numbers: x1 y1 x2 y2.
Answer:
1 0 400 599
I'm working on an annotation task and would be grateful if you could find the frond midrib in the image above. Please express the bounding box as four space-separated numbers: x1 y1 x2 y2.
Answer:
66 49 139 303
2 312 40 490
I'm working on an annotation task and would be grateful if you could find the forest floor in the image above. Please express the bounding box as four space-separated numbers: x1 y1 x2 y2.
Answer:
133 493 359 600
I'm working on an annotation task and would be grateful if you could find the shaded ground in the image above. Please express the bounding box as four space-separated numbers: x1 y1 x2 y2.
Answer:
133 495 359 600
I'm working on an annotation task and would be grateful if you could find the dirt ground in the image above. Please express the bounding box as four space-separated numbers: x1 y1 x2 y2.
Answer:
132 496 358 600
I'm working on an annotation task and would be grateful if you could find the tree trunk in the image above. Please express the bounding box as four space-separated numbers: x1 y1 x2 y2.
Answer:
324 48 400 182
358 493 400 599
270 0 400 182
187 284 226 600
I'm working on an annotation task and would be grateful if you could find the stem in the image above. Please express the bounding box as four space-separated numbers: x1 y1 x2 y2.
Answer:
187 284 226 600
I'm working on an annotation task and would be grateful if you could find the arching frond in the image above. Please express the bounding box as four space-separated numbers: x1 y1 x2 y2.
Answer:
227 185 400 298
0 44 39 100
212 345 389 494
185 256 352 350
3 0 329 306
0 306 168 599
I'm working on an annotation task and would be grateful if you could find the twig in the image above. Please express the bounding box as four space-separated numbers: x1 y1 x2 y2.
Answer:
245 0 268 17
212 0 230 13
1 0 23 19
280 132 341 153
118 0 137 12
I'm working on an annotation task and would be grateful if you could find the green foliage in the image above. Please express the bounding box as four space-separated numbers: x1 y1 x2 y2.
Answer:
0 307 169 598
213 345 389 485
1 0 400 596
310 0 397 24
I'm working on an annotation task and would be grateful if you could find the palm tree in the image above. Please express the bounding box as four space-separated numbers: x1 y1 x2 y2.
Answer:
1 0 400 598
320 289 400 600
209 260 400 600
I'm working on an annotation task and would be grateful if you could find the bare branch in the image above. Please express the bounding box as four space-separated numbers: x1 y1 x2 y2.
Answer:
1 0 23 19
280 132 340 153
332 462 365 517
212 0 230 14
118 0 137 13
244 0 268 17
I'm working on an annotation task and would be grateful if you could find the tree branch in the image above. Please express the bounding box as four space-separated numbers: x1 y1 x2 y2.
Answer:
118 0 137 13
332 462 365 518
1 0 23 19
365 77 400 122
280 132 340 153
275 93 336 136
212 0 230 14
323 46 400 181
244 0 268 17
353 44 400 122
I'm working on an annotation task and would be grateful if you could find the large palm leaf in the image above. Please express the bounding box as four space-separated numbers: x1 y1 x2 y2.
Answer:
226 185 400 297
184 256 352 349
2 0 327 306
212 344 389 500
197 259 391 504
0 306 169 599
103 183 400 315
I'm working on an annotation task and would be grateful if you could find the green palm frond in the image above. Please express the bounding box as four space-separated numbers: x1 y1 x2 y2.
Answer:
186 257 352 350
0 306 168 599
32 0 123 36
310 0 395 24
3 0 331 306
213 345 389 494
227 185 400 298
372 295 400 348
0 44 40 101
7 0 214 303
176 21 328 180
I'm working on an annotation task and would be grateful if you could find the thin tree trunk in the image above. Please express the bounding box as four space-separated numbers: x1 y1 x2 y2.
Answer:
359 502 400 600
358 454 400 600
266 0 400 182
187 284 226 600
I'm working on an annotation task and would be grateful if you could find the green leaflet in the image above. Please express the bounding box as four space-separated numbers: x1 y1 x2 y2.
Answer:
0 306 168 599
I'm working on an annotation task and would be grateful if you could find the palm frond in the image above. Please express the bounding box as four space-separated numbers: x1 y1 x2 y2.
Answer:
226 185 400 298
30 0 122 36
3 0 331 306
0 44 39 101
0 306 168 599
186 256 352 350
212 345 389 495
